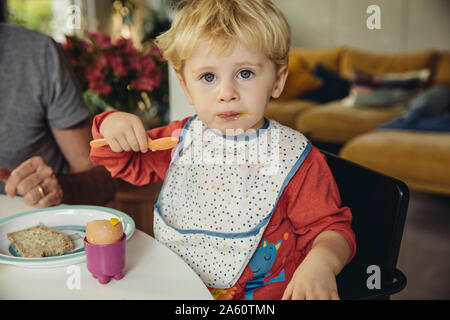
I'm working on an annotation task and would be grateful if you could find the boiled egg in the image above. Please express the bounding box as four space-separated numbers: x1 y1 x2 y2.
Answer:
86 218 124 245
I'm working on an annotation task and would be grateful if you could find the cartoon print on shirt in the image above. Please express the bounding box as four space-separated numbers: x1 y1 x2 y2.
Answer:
208 285 238 300
244 238 285 300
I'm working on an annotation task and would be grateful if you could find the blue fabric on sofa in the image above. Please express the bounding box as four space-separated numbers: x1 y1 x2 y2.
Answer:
377 85 450 132
300 64 351 103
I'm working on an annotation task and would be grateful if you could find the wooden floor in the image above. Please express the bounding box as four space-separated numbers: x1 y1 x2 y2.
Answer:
392 190 450 299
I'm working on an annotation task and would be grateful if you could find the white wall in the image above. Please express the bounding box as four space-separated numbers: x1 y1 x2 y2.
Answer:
169 0 450 121
169 66 196 121
276 0 450 52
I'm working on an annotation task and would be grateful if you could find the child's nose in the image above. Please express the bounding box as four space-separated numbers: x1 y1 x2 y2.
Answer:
217 80 239 103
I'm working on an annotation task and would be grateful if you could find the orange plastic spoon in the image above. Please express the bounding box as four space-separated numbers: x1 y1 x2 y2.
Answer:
90 136 179 151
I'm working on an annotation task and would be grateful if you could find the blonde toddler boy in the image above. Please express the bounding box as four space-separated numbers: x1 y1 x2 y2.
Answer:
91 0 356 300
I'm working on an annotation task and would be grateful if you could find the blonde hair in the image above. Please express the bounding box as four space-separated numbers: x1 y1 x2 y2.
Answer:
155 0 291 73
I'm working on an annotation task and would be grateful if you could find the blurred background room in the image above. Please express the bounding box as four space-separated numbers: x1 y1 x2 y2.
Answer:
0 0 449 299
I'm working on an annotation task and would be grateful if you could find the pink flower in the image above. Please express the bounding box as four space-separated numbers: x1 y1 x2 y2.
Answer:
91 81 112 95
140 55 157 76
88 32 112 50
114 38 137 55
85 55 107 80
131 68 162 91
86 68 103 82
85 56 111 96
149 46 166 63
106 52 128 77
87 71 112 95
129 52 140 70
130 78 154 91
95 53 108 69
61 32 167 104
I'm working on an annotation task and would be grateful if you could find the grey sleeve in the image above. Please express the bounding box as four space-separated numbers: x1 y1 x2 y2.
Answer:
42 37 90 129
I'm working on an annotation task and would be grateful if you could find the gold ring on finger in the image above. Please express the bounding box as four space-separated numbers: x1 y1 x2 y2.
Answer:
37 184 45 199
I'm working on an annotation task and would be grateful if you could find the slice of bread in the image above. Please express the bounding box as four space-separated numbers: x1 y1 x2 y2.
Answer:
7 225 74 258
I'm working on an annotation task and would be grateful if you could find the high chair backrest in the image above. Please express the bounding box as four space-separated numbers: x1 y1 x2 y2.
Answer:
322 150 409 300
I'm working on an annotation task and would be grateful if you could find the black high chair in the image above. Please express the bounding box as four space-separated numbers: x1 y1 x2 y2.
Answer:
322 150 409 300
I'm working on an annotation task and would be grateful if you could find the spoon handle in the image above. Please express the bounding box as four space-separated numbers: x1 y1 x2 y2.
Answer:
90 137 179 151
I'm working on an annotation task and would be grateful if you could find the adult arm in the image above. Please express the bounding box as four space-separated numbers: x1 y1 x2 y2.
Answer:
52 117 116 205
1 118 116 207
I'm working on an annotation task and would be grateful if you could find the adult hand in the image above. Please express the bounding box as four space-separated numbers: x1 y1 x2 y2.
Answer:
0 156 63 208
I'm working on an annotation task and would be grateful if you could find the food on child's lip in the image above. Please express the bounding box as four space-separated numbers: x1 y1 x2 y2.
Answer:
7 225 74 258
86 218 124 245
216 111 253 120
90 136 179 151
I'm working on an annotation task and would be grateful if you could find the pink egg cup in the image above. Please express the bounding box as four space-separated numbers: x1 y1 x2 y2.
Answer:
83 234 126 284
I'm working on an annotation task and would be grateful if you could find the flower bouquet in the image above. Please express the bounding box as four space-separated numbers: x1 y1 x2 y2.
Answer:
61 32 168 128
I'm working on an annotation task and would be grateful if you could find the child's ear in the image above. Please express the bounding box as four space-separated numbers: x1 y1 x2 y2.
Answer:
271 64 289 99
176 72 194 105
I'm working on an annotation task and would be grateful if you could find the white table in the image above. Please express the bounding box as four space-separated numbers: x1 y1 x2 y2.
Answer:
0 195 212 300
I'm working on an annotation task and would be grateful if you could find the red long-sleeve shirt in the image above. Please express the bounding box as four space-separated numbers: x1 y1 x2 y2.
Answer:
90 111 356 300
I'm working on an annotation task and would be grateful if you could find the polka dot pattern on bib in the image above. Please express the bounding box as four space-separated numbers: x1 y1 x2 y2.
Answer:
154 117 310 288
158 119 308 234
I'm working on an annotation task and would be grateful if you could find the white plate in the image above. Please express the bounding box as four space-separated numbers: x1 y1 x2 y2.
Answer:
0 205 135 268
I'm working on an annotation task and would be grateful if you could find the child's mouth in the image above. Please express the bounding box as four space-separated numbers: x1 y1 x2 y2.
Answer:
216 111 252 121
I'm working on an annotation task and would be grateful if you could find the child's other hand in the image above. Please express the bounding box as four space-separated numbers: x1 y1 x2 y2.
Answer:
281 256 340 300
99 112 149 153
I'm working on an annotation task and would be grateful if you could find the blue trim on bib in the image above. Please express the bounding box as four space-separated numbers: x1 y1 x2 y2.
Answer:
154 115 195 216
173 115 198 161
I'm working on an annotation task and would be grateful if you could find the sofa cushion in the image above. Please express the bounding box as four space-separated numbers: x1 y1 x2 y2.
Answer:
339 130 450 195
278 53 323 101
345 68 430 108
265 100 318 129
349 68 430 89
340 48 436 80
296 101 404 143
433 52 450 86
290 47 342 73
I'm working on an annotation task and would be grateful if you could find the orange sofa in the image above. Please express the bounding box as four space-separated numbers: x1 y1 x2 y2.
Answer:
264 47 450 195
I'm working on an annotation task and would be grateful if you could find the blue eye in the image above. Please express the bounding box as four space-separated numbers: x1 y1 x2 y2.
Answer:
201 73 216 83
238 70 253 79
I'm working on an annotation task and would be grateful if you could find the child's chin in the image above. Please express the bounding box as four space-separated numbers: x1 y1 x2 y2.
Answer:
225 129 258 137
215 123 252 136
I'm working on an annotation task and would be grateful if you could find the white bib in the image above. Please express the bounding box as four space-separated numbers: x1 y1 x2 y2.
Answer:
154 116 311 288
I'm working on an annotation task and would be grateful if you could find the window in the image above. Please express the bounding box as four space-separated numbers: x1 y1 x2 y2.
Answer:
7 0 54 35
6 0 84 41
